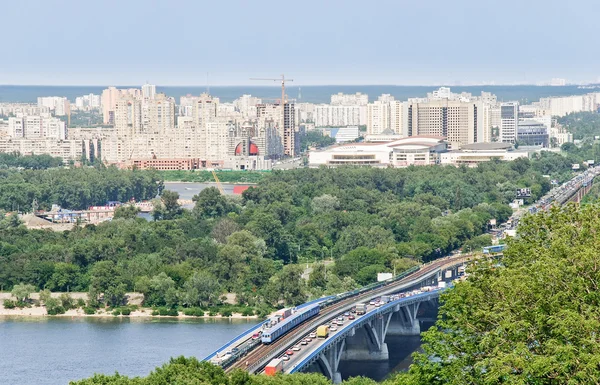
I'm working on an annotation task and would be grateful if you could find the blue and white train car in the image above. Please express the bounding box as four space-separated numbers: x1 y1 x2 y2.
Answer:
261 303 321 344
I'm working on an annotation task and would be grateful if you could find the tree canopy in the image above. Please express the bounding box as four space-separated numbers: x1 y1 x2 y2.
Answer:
395 203 600 384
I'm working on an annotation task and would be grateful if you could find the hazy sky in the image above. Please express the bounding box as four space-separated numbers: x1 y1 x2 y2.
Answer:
1 0 598 86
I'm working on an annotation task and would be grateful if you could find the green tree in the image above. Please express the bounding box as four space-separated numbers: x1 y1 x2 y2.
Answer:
113 205 141 220
400 204 600 384
11 283 35 302
192 187 234 219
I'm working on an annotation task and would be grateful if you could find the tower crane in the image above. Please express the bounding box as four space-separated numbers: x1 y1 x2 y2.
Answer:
250 75 294 156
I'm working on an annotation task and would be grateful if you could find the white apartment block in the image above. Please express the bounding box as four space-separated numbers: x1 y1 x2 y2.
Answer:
538 93 600 117
315 105 365 127
142 83 157 100
295 103 315 124
499 102 519 144
377 94 395 103
8 115 66 140
233 95 262 118
330 92 368 106
0 103 50 117
366 101 390 135
0 138 85 160
37 97 69 116
75 94 101 110
389 101 406 135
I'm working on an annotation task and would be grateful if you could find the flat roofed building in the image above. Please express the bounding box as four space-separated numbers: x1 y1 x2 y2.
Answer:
440 142 530 166
308 136 447 168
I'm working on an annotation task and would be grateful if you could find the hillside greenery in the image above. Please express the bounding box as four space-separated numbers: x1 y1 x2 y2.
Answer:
393 203 600 384
0 155 571 312
558 111 600 140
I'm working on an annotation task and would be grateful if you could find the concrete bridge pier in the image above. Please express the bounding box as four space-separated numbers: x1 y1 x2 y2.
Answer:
341 312 392 362
316 339 346 384
387 302 421 336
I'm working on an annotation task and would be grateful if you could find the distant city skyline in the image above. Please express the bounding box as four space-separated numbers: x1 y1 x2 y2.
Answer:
2 0 599 86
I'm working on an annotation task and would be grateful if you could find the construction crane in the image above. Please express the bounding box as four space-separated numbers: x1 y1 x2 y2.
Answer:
250 74 294 107
211 170 225 195
250 75 294 155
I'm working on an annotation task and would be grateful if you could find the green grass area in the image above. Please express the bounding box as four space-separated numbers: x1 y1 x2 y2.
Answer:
159 170 268 183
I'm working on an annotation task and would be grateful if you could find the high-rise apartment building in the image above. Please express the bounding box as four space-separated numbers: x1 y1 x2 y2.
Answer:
499 102 519 144
142 83 157 100
101 87 142 125
330 92 369 106
37 97 70 116
233 95 262 118
405 100 489 149
366 101 390 135
314 105 365 127
8 115 66 140
257 102 296 156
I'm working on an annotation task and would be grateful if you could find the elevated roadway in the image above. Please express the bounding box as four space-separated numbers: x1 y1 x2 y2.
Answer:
212 254 472 374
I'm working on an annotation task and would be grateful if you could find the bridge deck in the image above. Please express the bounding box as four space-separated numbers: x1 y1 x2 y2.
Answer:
283 288 445 374
223 255 472 373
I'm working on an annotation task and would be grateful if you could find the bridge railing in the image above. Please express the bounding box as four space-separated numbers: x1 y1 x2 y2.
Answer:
204 294 336 363
203 321 267 362
288 288 448 374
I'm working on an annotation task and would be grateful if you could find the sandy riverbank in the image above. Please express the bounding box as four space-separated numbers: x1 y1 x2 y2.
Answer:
0 292 258 320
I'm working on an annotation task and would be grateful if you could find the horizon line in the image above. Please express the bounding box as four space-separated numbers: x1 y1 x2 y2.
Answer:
0 83 595 88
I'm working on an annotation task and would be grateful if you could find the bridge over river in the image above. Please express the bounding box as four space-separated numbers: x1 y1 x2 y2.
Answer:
203 165 600 383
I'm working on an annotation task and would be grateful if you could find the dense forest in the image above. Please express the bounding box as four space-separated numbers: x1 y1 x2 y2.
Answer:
558 111 600 140
0 152 64 170
0 166 163 211
0 153 574 315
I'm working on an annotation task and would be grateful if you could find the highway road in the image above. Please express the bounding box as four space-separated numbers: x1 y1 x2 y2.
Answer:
225 254 472 374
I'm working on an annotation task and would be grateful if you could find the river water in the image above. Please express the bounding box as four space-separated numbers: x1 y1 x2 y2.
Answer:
0 317 430 385
0 317 258 385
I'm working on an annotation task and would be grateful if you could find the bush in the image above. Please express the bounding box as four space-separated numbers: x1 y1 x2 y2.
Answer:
167 308 179 317
221 309 233 317
47 305 66 315
45 297 66 315
83 307 96 315
241 308 254 317
158 307 169 316
76 298 86 308
151 309 160 316
121 308 131 316
3 299 17 309
112 309 121 316
60 294 74 310
193 308 204 317
209 310 218 317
